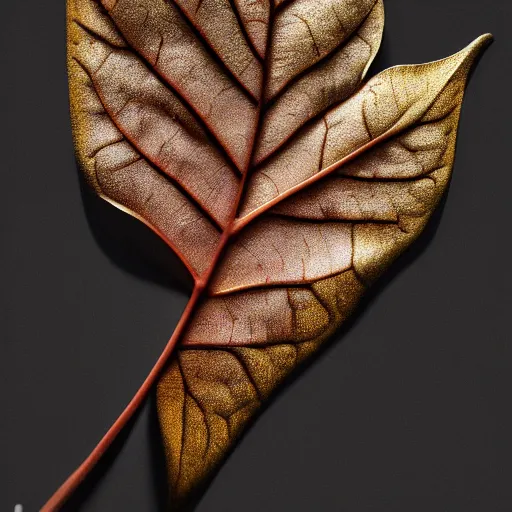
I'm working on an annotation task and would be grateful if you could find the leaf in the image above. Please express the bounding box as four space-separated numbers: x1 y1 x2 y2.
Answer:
56 0 490 508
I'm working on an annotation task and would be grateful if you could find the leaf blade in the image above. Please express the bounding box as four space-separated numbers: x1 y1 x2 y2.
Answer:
62 0 492 508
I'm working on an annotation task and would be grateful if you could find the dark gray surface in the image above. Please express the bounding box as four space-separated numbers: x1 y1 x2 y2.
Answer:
1 0 510 510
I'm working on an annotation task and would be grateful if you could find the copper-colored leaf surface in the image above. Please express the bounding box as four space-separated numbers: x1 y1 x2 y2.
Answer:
54 0 490 508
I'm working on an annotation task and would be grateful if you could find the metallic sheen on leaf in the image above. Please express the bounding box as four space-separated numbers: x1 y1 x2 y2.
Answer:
52 0 491 508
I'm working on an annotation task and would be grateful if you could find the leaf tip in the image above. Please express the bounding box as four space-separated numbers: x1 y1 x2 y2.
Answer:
470 32 494 50
439 33 493 83
460 33 493 64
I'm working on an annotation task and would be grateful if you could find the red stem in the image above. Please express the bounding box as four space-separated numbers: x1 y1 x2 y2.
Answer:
40 284 204 512
41 113 257 512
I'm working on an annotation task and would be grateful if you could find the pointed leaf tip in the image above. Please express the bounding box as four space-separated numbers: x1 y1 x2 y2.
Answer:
438 33 493 82
472 33 494 47
461 33 494 62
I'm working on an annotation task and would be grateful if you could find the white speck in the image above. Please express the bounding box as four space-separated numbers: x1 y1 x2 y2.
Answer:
14 505 23 512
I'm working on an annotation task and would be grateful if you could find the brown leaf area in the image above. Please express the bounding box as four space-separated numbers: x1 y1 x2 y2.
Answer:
67 0 490 505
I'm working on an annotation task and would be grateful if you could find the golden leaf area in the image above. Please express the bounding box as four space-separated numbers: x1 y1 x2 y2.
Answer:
63 0 490 507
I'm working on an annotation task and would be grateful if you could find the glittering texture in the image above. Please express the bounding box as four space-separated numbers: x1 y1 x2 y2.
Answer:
67 0 490 506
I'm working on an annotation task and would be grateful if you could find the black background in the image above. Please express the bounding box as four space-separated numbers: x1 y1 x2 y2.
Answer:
1 0 511 510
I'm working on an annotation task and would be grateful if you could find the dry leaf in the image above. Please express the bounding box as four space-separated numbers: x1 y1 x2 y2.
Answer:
45 0 491 508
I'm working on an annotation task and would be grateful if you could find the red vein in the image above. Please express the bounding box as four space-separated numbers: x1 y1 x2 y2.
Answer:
232 127 399 234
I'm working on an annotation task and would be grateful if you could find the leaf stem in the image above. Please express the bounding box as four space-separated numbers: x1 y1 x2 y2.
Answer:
40 284 204 512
